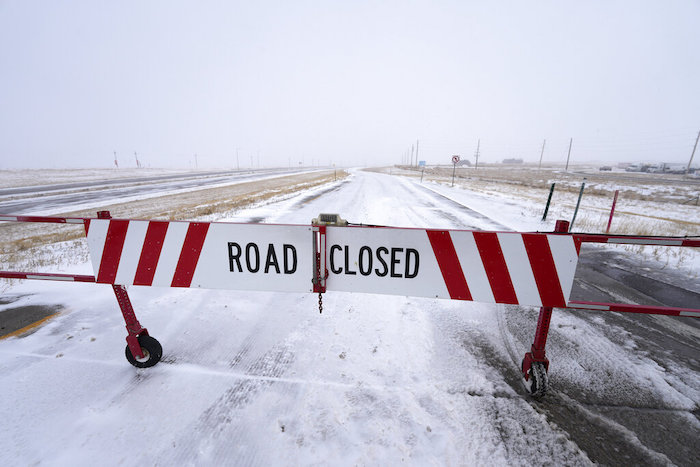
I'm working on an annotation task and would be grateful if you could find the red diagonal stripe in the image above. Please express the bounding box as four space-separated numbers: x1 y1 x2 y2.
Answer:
473 232 518 304
133 221 169 286
171 222 210 287
97 220 129 283
426 230 472 300
522 234 566 307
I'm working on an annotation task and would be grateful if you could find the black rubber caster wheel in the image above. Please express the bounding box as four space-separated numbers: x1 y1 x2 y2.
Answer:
527 362 549 399
125 335 162 368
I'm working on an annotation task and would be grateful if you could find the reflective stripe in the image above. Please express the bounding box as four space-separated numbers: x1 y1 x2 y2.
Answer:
498 233 542 307
608 238 683 246
452 231 495 303
114 221 149 285
151 222 190 286
567 303 610 310
680 311 700 318
26 274 74 281
0 216 16 221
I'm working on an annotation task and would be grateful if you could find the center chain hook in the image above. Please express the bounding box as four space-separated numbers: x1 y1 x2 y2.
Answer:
315 252 323 314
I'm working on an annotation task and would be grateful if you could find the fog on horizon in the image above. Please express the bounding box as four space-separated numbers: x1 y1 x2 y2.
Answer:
1 1 699 170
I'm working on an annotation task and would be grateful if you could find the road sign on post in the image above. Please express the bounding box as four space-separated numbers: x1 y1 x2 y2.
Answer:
451 155 460 186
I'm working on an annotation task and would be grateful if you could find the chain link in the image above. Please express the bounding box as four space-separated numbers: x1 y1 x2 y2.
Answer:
315 252 323 314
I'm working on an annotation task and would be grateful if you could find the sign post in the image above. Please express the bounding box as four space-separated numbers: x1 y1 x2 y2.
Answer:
451 155 460 187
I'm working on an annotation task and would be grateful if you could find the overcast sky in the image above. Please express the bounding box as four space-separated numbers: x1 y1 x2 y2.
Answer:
1 1 699 169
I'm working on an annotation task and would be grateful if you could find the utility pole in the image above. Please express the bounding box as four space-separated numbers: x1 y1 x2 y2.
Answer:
134 151 140 168
474 139 480 169
113 151 118 168
686 130 700 175
415 139 419 166
565 138 573 171
410 144 414 167
538 139 546 170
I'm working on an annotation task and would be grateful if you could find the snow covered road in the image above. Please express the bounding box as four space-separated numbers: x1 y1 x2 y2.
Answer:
1 170 698 465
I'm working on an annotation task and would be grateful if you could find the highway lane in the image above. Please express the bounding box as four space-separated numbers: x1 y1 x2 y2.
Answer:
0 168 318 215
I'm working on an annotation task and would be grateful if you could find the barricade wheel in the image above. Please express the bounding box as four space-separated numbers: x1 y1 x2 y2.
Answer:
125 335 163 368
528 362 548 399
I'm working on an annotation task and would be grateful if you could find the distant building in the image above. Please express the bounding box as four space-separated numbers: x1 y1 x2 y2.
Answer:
502 158 523 164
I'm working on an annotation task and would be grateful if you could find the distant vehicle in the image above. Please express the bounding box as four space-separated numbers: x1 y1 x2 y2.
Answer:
599 166 612 171
656 163 687 174
502 158 523 164
625 163 643 172
456 160 471 167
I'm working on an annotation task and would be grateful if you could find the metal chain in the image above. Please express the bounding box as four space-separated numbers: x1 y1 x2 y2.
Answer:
315 252 323 314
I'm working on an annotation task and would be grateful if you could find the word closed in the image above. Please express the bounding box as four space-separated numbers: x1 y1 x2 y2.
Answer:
329 245 419 278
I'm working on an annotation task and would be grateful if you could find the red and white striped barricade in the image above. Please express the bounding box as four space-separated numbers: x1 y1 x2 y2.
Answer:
1 212 698 399
83 217 578 308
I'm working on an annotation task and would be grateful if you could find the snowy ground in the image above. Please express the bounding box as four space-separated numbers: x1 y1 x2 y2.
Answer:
0 169 698 465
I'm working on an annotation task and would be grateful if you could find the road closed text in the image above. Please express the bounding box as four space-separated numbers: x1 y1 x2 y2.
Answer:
228 242 298 274
329 245 420 278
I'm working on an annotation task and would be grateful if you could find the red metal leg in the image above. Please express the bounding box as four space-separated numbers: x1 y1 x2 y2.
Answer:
522 306 553 380
112 284 148 359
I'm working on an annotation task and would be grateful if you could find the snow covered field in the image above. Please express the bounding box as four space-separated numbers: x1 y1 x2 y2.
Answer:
1 169 698 465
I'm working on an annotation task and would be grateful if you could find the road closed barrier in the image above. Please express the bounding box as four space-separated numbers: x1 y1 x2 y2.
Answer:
1 211 698 399
84 216 579 308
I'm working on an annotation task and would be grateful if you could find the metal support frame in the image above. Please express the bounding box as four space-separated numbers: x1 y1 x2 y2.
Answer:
311 224 328 293
112 284 148 359
522 306 553 380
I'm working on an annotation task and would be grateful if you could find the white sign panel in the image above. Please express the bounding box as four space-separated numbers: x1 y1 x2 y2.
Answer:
87 219 313 293
324 226 449 299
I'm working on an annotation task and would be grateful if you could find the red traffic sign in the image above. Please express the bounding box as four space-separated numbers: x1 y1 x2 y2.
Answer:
452 155 460 164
